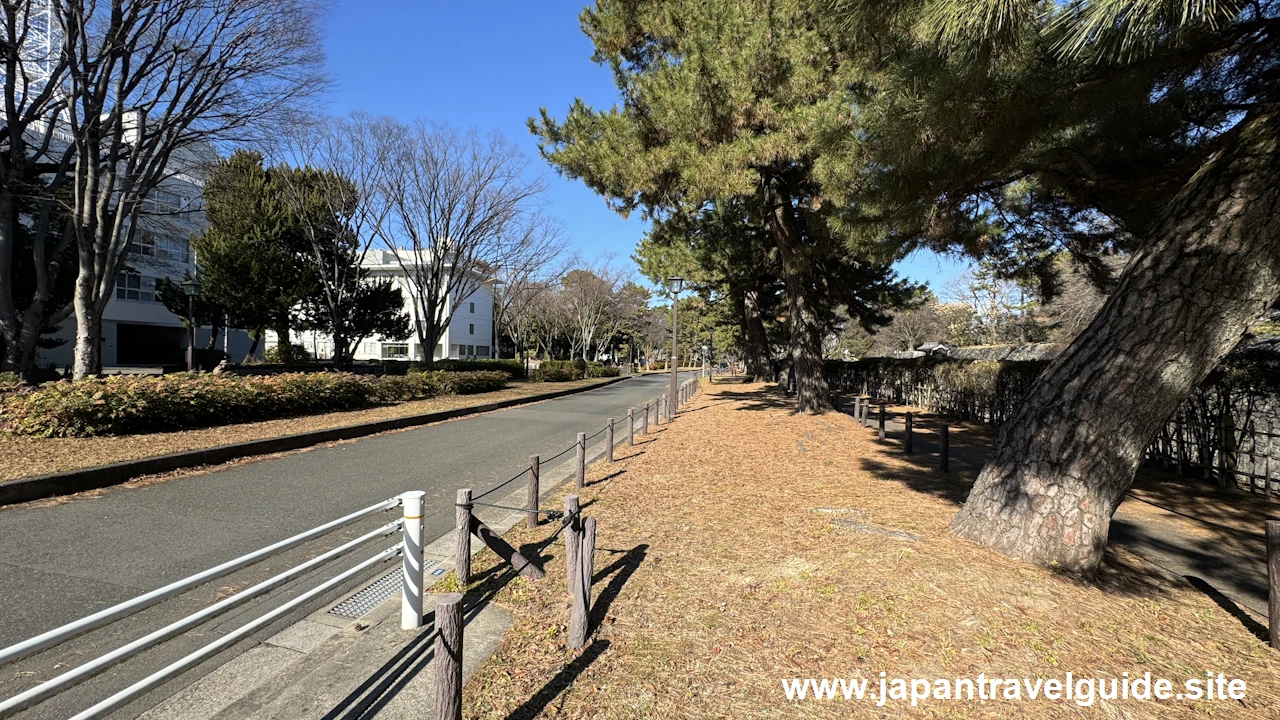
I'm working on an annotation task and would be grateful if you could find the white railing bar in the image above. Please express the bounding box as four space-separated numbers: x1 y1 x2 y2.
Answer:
69 545 403 720
0 520 402 717
0 496 400 667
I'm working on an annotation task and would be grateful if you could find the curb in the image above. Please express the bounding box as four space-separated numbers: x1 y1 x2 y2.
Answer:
0 375 634 507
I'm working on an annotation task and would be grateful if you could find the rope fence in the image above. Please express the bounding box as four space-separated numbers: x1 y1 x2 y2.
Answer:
432 373 703 717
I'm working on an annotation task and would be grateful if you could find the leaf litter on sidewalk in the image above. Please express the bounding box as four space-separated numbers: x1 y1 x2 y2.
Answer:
459 382 1280 719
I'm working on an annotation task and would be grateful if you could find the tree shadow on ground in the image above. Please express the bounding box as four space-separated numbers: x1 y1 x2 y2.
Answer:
502 639 611 720
590 544 648 630
852 426 1272 625
319 591 501 720
703 388 793 412
585 469 626 488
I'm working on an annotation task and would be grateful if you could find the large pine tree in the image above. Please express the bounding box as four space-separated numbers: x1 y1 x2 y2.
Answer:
816 0 1280 572
531 0 905 412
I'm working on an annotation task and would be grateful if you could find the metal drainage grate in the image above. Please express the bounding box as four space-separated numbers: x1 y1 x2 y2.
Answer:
328 559 440 619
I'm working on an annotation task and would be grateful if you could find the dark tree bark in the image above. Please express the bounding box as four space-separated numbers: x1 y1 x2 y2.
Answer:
950 110 1280 573
735 284 772 381
768 186 830 413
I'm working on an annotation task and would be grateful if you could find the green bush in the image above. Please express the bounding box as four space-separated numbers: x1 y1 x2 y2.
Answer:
438 370 508 394
0 368 511 437
531 365 576 382
0 371 21 393
410 358 526 379
367 371 446 402
584 362 621 378
0 372 373 437
262 343 312 364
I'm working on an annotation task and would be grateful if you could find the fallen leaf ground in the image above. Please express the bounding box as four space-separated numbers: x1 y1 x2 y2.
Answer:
458 381 1280 719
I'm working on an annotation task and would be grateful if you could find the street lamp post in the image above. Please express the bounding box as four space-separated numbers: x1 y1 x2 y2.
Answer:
181 278 201 372
667 276 684 416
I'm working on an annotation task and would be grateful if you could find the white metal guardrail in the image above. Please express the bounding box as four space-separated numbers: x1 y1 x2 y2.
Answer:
0 493 428 719
0 375 706 718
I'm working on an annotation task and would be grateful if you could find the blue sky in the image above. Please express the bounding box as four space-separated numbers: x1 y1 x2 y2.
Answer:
319 0 965 291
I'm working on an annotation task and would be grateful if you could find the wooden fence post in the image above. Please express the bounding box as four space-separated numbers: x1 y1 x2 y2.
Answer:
564 495 581 599
905 413 913 454
627 407 635 446
878 403 886 441
940 424 950 473
570 516 597 650
526 455 540 530
455 489 472 586
1269 520 1280 650
576 432 587 488
433 592 464 720
643 402 650 435
606 418 615 462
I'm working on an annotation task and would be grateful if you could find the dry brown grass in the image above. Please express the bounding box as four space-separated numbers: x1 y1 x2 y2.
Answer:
0 378 614 482
459 382 1280 719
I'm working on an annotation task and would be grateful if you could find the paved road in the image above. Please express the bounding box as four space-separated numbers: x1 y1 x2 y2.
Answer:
0 373 689 718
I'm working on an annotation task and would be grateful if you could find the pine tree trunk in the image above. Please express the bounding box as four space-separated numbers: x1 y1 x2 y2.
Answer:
738 286 772 381
768 188 830 413
950 110 1280 573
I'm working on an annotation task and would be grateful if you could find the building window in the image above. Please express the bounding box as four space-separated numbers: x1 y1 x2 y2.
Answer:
115 272 157 303
469 323 474 335
469 302 475 313
381 343 410 359
128 233 190 264
477 346 490 358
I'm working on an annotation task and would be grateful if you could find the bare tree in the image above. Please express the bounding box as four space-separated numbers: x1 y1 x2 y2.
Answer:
276 114 403 368
560 264 626 361
37 0 327 378
0 1 80 379
382 121 553 362
491 219 567 359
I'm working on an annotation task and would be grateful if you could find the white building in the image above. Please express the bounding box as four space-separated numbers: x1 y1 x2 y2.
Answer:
31 143 254 370
271 249 495 363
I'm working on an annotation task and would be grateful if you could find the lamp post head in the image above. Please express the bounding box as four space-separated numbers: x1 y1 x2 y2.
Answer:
666 275 685 295
181 277 201 297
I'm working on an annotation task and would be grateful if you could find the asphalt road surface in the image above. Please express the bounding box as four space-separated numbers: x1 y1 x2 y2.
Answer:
0 372 689 718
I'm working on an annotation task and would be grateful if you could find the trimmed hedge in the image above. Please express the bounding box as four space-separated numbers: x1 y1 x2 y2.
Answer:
0 372 20 394
0 369 510 437
410 358 527 379
531 360 622 382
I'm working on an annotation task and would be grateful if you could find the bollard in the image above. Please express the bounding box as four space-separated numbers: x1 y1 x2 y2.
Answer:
627 407 635 446
570 516 596 650
834 392 842 413
905 413 914 454
878 403 886 441
643 402 650 435
564 495 581 600
1269 520 1280 650
940 424 950 473
432 592 464 720
860 397 869 427
526 455 540 530
455 489 472 586
576 432 587 488
400 491 426 629
606 418 615 462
